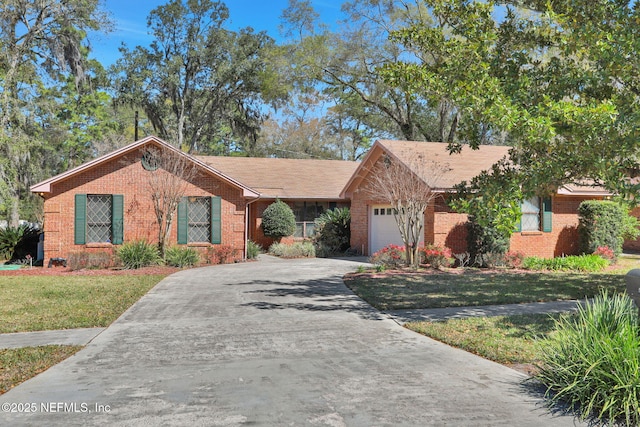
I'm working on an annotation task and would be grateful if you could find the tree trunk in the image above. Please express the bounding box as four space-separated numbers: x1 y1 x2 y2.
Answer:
8 195 19 228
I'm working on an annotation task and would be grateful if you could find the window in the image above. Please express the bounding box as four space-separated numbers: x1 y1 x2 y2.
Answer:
518 197 552 233
521 197 540 231
177 196 221 244
74 194 123 244
292 201 330 238
87 195 113 242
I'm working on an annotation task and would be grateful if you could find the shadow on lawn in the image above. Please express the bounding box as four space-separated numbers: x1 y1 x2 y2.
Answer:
232 277 387 321
344 270 626 310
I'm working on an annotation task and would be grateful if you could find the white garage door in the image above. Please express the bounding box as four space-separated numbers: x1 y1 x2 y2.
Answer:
369 206 405 254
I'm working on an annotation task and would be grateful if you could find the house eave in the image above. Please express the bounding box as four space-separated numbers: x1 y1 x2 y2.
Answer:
30 135 260 199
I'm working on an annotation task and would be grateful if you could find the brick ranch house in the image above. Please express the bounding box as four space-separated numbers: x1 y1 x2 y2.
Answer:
31 135 623 266
30 136 357 264
341 140 613 257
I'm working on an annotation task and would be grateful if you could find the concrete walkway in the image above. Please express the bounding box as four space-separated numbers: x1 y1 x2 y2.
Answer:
0 300 585 348
388 299 586 324
0 328 105 349
0 257 583 426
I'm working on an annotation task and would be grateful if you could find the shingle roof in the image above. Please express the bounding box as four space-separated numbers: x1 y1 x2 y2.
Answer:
197 156 359 199
377 140 511 190
342 140 613 197
30 136 259 197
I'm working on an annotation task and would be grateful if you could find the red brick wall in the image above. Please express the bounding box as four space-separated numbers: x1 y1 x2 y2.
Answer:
350 185 601 258
509 195 595 257
41 147 248 265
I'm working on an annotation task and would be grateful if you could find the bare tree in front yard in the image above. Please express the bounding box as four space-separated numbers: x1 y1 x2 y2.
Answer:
365 154 450 268
144 145 198 257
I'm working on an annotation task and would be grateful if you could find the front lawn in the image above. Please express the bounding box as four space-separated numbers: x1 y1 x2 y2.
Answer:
0 345 82 394
0 273 168 395
0 274 166 333
406 314 559 374
344 270 627 310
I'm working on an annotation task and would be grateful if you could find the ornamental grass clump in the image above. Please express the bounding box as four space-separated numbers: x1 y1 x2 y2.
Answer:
535 292 640 425
268 242 315 258
117 240 162 269
164 246 200 268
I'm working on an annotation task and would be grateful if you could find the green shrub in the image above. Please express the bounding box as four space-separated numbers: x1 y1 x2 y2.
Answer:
117 240 162 269
68 251 114 271
268 241 315 258
0 224 39 261
523 254 608 272
466 218 510 267
578 200 639 256
164 246 200 268
535 292 640 425
313 207 351 257
261 199 296 241
246 240 262 260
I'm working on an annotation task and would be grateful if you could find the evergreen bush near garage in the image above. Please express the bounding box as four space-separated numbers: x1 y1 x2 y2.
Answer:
535 292 640 425
466 217 510 267
578 200 640 256
164 246 200 267
117 240 162 269
261 199 296 241
313 207 351 257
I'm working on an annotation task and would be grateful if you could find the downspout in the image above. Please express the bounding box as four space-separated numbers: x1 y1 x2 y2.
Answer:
244 195 261 260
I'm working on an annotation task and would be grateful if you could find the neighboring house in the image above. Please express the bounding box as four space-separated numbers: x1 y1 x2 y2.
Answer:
30 136 357 265
341 140 612 258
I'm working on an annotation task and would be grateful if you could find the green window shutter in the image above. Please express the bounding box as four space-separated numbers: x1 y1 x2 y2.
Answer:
542 197 553 232
177 197 188 244
211 196 222 244
112 195 124 244
74 194 87 245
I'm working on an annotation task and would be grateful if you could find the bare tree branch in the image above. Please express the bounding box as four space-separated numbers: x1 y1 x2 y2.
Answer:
364 153 450 267
145 145 199 257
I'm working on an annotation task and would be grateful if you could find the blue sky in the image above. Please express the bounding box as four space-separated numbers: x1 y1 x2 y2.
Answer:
90 0 342 66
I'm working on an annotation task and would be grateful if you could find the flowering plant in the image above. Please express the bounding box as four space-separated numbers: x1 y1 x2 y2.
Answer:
593 246 616 263
420 245 453 269
369 244 406 268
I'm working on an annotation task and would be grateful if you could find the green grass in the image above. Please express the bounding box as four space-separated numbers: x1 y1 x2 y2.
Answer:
0 273 168 395
0 275 165 333
406 314 559 366
0 345 82 394
344 271 627 311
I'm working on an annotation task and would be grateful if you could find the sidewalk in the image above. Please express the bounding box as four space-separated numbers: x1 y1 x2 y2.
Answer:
0 327 105 349
387 299 587 324
0 299 586 349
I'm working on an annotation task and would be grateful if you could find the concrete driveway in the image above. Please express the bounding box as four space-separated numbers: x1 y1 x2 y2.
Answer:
0 256 580 426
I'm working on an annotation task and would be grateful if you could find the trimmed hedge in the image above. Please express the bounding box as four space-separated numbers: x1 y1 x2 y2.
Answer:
577 200 638 256
261 199 296 240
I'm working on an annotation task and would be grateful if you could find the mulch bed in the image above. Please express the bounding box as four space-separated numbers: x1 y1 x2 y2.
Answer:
0 266 181 276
